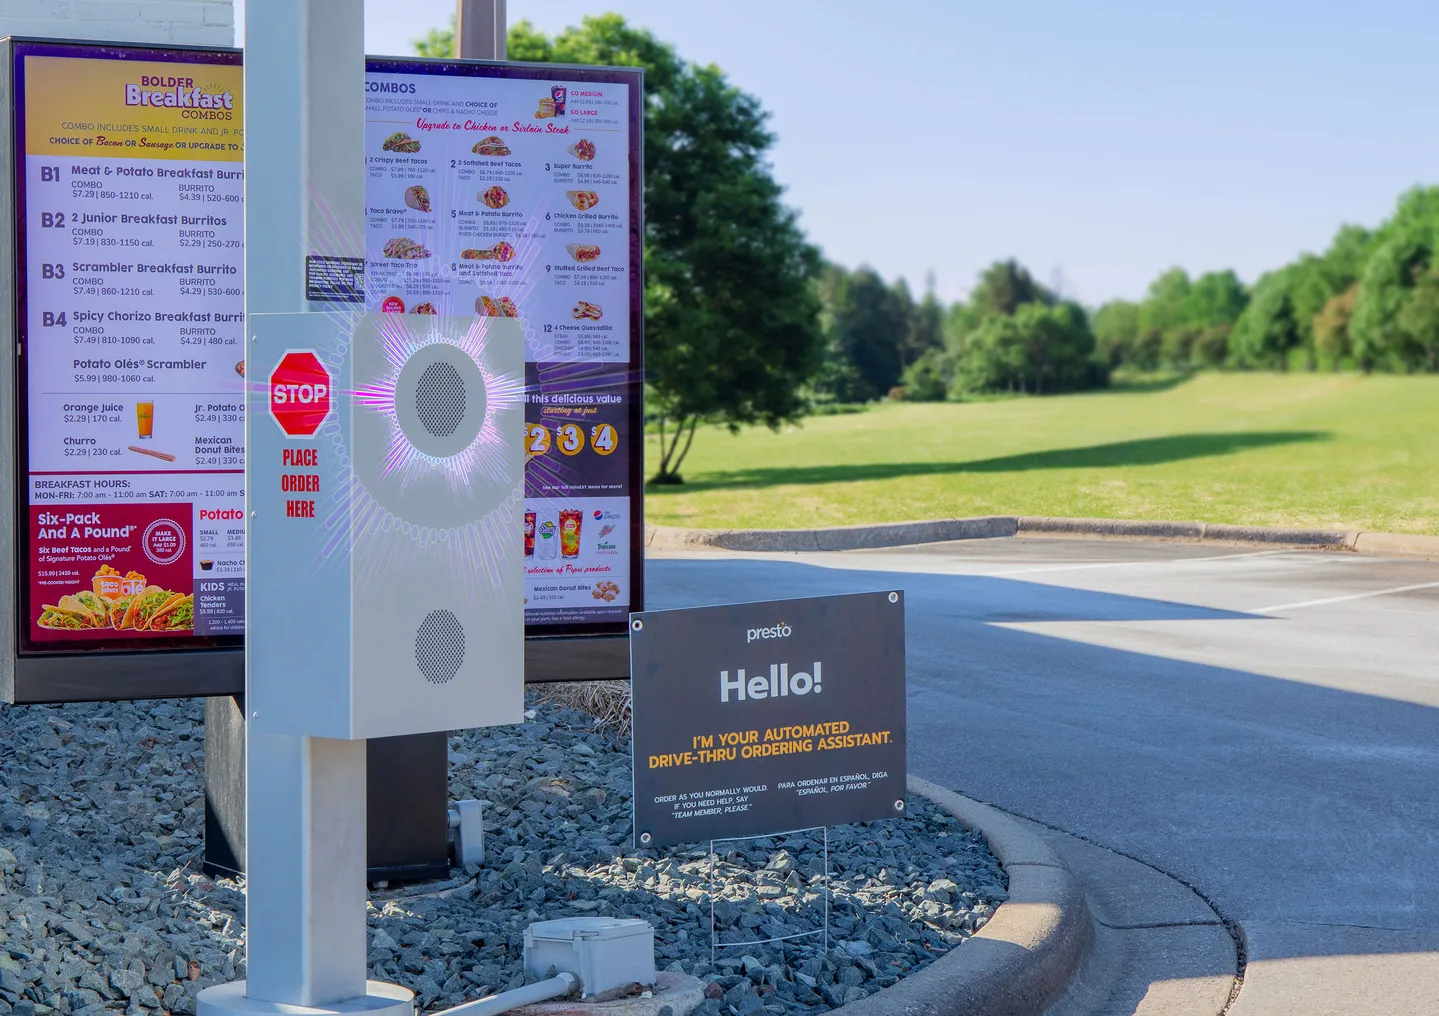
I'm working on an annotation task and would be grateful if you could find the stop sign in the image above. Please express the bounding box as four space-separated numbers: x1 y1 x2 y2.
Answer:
268 349 333 437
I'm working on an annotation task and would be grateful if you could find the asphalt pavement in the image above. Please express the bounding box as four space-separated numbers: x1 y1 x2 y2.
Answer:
646 538 1439 1015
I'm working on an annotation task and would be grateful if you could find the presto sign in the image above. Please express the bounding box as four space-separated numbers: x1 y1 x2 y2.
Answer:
628 591 907 848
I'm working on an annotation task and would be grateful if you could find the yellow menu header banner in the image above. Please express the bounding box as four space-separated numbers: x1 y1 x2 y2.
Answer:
24 55 243 162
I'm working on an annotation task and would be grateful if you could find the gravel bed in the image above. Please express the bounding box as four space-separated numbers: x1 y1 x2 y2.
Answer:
0 697 1007 1016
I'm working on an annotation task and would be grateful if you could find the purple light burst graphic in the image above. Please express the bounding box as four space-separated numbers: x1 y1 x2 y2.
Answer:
351 314 524 494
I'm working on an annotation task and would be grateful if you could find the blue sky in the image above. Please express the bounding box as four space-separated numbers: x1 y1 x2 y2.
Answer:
234 1 1439 306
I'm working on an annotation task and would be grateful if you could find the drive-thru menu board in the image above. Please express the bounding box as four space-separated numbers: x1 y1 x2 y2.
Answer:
364 59 644 634
11 41 245 656
6 45 642 682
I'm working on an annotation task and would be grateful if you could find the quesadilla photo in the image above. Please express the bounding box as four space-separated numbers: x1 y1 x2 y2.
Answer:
472 136 510 157
404 185 432 212
566 190 599 211
566 243 601 263
571 300 603 321
148 594 194 633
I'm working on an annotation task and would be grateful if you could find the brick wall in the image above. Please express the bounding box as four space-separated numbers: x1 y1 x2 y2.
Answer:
0 0 234 47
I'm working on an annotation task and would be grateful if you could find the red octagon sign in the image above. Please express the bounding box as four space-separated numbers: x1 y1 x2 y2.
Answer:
268 350 333 437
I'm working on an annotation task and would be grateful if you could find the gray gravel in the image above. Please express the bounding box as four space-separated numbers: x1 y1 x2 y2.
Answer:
0 697 1006 1016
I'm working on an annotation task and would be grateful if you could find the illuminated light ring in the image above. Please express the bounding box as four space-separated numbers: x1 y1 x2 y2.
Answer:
303 315 524 601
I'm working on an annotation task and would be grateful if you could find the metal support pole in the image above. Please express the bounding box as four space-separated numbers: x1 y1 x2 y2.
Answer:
198 3 410 1014
456 0 506 60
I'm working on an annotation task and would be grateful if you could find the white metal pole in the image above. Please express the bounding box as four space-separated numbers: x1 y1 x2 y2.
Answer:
456 0 507 60
198 4 409 1013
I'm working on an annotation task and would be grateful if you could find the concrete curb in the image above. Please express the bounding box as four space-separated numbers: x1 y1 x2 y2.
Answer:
838 776 1092 1016
1018 516 1356 549
645 516 1439 559
645 516 1016 554
1352 530 1439 559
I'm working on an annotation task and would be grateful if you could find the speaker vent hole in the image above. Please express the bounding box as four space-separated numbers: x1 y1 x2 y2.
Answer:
415 362 466 437
415 609 465 684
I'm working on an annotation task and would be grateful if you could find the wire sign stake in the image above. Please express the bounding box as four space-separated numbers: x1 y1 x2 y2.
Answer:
708 826 831 963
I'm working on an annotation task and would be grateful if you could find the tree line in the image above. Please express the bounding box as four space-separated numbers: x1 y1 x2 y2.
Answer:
814 260 1108 403
819 185 1439 405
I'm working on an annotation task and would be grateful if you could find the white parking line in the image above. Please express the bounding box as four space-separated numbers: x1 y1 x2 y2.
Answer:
990 549 1290 577
1254 581 1439 613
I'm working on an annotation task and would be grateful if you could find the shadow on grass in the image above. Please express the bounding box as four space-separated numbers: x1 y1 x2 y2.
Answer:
652 430 1330 493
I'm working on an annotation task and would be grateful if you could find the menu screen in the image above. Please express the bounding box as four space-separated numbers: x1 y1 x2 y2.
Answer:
12 41 246 655
364 59 644 634
11 46 644 659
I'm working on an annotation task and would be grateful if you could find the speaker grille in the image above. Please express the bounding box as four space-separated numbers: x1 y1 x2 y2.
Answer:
415 362 466 437
415 609 465 684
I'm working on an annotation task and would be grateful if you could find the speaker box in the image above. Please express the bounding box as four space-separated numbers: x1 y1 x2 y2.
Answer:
246 312 524 739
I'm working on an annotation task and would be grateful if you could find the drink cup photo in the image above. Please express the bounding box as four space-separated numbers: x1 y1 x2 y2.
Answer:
136 401 154 439
536 515 558 560
559 508 582 558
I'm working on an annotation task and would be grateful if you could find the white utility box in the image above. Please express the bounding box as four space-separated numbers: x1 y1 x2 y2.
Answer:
523 918 656 999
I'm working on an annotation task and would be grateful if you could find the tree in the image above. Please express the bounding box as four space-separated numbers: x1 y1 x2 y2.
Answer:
1231 284 1301 369
1351 236 1430 372
901 274 945 368
1184 270 1248 329
824 267 905 402
969 260 1053 318
1138 267 1191 339
1313 283 1359 370
414 19 455 57
427 16 825 483
898 347 952 401
954 302 1101 395
1092 300 1140 367
1193 324 1232 367
1397 266 1439 372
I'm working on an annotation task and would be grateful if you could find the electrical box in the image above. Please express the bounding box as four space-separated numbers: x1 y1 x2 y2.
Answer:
523 918 656 999
246 312 524 739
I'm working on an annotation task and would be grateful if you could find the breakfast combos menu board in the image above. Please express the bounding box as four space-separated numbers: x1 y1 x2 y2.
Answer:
365 66 638 625
15 46 246 648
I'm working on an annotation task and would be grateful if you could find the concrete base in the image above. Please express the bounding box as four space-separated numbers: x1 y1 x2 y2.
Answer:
510 973 704 1016
197 981 415 1016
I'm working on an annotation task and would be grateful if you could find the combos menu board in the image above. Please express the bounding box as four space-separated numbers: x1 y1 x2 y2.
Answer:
12 42 245 653
364 60 644 633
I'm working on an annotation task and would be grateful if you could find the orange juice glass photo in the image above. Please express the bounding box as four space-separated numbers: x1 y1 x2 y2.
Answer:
136 401 154 439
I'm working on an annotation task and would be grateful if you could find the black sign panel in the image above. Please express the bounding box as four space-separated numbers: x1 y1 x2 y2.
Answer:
304 255 365 303
630 592 906 848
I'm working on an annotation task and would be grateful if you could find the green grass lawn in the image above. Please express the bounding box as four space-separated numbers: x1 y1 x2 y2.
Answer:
644 373 1439 535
